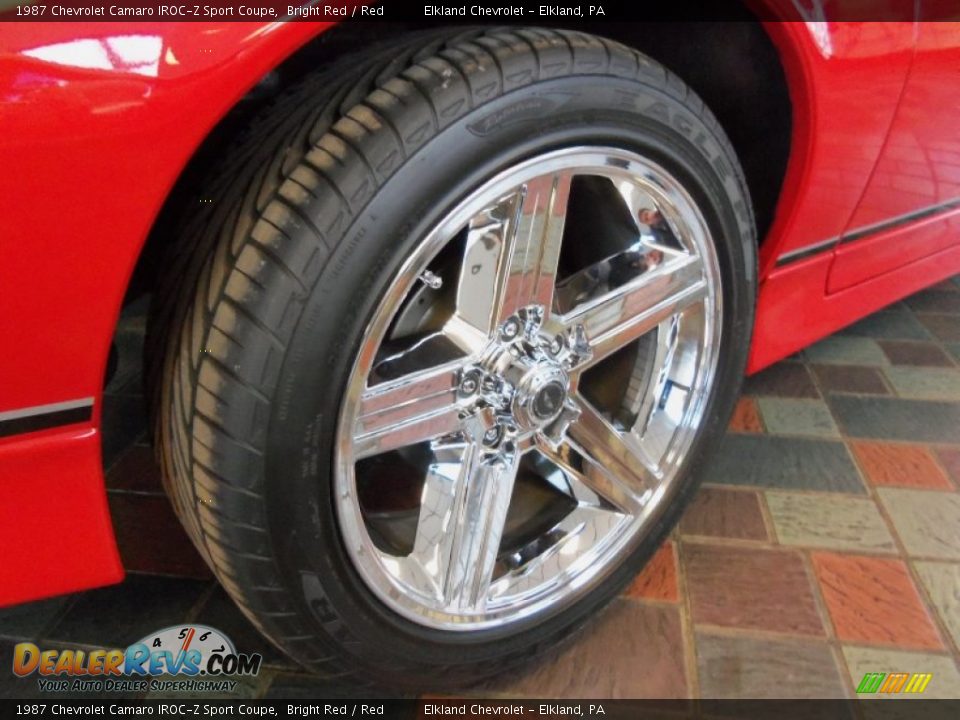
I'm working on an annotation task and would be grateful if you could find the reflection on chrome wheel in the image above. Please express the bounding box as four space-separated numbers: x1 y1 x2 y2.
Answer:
336 148 722 630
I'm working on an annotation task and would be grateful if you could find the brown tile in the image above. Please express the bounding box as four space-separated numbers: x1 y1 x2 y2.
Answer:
728 396 764 433
744 362 820 399
917 313 960 342
683 544 823 636
906 290 960 314
811 552 943 650
106 445 163 494
931 279 960 293
878 340 955 367
811 364 890 395
696 632 846 699
850 441 952 489
624 542 678 602
488 600 688 698
934 446 960 486
108 493 211 579
680 488 769 541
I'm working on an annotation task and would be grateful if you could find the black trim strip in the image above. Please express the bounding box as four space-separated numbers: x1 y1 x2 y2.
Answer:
840 198 960 245
775 197 960 268
0 402 94 439
775 237 839 267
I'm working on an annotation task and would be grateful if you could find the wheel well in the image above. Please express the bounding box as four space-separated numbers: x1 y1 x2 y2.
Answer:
125 17 791 306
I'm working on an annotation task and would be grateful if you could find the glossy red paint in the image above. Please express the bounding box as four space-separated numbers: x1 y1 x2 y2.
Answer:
756 21 914 274
748 16 960 371
0 21 330 605
3 17 960 605
828 21 960 293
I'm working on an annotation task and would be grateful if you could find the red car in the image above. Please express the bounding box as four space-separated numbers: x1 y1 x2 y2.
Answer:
3 11 959 686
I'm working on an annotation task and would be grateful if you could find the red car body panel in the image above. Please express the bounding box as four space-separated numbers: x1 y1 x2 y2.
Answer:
0 21 328 603
2 15 960 605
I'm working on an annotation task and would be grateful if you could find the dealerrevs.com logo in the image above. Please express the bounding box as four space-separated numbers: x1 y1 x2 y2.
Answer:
12 625 262 694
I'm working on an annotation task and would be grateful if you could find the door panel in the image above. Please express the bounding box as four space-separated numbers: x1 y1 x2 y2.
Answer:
829 21 960 293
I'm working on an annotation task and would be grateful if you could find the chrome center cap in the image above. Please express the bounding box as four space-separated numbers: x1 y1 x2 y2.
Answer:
513 364 569 430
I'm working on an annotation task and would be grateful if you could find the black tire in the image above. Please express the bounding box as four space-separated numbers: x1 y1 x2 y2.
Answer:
149 26 756 688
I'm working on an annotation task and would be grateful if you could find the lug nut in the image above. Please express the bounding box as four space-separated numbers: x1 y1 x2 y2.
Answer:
459 369 482 396
483 426 503 446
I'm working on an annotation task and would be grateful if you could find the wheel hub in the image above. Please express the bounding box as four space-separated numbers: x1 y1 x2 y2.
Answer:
457 305 590 450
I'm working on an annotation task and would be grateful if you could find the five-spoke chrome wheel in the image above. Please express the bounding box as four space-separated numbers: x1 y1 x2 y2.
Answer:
335 147 722 630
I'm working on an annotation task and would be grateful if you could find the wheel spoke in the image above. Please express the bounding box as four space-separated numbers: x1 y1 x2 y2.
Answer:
536 437 647 515
450 191 522 347
489 505 627 602
353 361 464 459
560 251 705 365
498 171 571 320
450 173 571 345
565 400 661 500
410 441 520 611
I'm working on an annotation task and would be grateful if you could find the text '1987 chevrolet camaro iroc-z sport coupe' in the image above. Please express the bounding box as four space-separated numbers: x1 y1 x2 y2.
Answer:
2 4 960 687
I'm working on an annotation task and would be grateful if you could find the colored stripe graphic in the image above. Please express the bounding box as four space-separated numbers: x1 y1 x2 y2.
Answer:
857 672 933 694
880 672 909 693
856 673 885 693
904 673 933 693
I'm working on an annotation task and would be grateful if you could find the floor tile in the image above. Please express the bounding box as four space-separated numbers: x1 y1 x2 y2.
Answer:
934 446 960 486
683 544 823 636
850 442 952 489
905 289 960 314
931 279 960 293
804 336 889 367
696 632 846 699
811 552 943 650
728 396 764 433
624 542 678 602
106 445 163 493
108 493 211 579
947 342 960 364
826 395 960 444
743 362 820 398
488 599 688 698
916 313 960 343
0 596 72 640
680 487 769 541
877 488 960 560
702 435 865 494
765 492 896 553
44 575 209 647
192 587 292 667
843 645 960 700
757 398 840 438
811 364 890 395
913 561 960 651
840 305 931 341
883 367 960 401
878 340 955 367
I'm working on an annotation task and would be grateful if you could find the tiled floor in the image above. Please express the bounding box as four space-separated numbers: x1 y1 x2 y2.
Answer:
2 279 960 699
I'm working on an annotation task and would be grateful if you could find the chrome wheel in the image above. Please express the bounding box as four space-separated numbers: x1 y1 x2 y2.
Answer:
335 147 722 630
